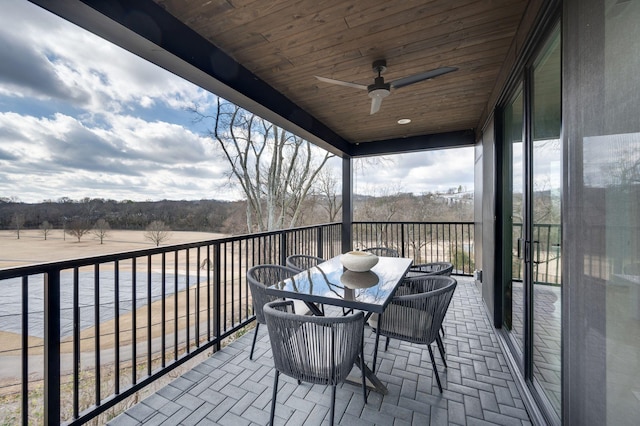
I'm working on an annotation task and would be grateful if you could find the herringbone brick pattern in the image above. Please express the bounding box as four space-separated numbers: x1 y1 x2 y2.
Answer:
110 277 531 425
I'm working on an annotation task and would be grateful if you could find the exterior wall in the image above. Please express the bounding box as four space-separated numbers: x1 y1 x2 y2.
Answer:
564 0 640 424
477 119 497 321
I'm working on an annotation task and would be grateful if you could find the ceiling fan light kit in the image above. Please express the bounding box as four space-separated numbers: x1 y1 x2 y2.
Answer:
368 87 390 114
315 59 458 115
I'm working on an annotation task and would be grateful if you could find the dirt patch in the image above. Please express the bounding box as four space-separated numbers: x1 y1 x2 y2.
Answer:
0 229 226 269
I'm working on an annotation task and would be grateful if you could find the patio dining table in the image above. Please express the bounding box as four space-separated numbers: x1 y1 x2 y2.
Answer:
264 254 413 394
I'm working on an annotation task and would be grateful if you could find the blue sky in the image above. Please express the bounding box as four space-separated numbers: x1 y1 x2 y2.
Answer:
0 1 474 204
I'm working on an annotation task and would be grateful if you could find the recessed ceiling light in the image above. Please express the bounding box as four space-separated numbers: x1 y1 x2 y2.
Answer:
397 118 411 125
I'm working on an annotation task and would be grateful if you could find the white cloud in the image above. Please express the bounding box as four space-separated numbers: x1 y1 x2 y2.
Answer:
0 1 475 204
355 148 475 195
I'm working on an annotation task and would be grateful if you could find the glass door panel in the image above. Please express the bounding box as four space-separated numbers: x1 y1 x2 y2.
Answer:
503 88 525 362
531 27 562 417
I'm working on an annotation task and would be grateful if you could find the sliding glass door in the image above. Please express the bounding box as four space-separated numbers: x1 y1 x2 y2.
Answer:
501 25 561 421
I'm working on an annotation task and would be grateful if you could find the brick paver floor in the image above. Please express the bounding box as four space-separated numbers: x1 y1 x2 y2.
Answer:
109 276 531 425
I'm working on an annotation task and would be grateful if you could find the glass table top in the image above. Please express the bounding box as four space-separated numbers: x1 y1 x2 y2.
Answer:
266 255 413 313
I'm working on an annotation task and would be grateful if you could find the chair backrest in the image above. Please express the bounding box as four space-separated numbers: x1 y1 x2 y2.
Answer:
264 300 364 385
285 254 325 272
380 275 457 345
362 247 400 257
409 262 453 276
246 265 298 324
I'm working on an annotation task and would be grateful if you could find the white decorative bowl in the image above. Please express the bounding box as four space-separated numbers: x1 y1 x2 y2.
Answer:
340 251 379 272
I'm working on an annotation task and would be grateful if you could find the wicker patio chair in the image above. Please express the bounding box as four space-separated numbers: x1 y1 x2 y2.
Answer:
407 261 454 277
362 247 400 257
372 275 457 393
246 264 299 360
285 254 325 272
264 300 367 426
405 261 454 343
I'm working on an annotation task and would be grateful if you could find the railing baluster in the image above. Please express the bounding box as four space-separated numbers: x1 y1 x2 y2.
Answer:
147 255 152 376
21 276 28 426
44 269 61 425
196 247 201 348
223 242 228 332
232 242 238 328
174 251 178 361
72 267 79 419
114 260 120 394
233 241 241 328
226 242 232 329
244 239 249 325
213 243 221 352
94 264 101 406
317 226 324 258
186 249 190 354
280 232 287 265
207 244 211 341
132 258 137 385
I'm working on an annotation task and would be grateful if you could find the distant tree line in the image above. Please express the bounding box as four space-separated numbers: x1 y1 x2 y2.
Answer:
0 190 475 236
0 197 237 233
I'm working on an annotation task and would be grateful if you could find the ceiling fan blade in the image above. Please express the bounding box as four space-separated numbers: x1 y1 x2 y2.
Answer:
315 75 368 90
370 96 383 114
390 66 458 89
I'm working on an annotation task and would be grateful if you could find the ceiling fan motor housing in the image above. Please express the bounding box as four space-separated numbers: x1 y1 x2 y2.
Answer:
368 76 390 95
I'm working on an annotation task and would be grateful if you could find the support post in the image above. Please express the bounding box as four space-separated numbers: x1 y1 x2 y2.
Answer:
317 226 324 259
342 156 353 253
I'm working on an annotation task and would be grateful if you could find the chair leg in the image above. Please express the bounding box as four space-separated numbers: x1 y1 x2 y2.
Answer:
250 323 260 360
270 370 279 426
436 335 447 368
372 327 381 373
359 354 368 404
428 345 443 393
330 385 336 426
384 336 390 351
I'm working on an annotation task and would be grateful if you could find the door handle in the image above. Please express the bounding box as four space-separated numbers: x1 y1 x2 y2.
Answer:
516 238 524 259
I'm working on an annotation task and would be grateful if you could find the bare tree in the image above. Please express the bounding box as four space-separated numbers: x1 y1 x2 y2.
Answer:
92 219 110 244
11 213 25 239
192 99 333 232
316 169 342 222
145 220 171 246
66 218 92 242
39 221 52 240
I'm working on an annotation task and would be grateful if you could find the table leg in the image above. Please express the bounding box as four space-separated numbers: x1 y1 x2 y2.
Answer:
346 355 388 395
304 301 324 316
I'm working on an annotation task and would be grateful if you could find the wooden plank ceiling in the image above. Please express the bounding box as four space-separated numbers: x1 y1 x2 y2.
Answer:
152 0 529 145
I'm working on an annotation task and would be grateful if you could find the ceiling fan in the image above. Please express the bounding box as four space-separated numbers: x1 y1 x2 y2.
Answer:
315 60 458 115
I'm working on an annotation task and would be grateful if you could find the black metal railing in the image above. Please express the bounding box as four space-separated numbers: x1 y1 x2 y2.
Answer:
0 223 341 425
0 221 481 425
353 221 476 275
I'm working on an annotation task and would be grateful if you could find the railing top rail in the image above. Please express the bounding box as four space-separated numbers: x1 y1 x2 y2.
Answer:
352 221 474 225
